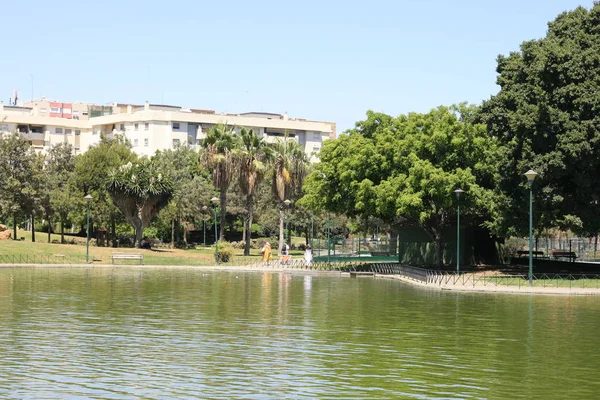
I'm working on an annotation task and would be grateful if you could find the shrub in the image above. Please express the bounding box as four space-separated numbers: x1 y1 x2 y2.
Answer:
231 241 246 250
503 237 527 259
296 242 306 251
216 241 234 263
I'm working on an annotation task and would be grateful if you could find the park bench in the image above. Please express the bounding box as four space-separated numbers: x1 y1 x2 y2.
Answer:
550 250 577 262
516 250 547 258
370 251 390 257
112 253 144 265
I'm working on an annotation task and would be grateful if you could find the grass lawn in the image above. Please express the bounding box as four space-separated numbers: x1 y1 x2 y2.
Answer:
0 229 304 266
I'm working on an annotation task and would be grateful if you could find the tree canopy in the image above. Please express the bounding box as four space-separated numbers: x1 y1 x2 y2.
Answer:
478 4 600 237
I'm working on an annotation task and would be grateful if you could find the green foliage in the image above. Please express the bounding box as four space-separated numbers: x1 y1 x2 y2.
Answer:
216 240 234 263
201 124 240 240
107 157 174 247
302 106 498 266
478 3 600 237
0 133 42 236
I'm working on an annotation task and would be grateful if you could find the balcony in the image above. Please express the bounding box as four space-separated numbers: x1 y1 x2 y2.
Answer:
21 131 45 141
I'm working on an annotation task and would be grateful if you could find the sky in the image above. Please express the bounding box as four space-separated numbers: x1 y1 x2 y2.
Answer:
0 0 592 134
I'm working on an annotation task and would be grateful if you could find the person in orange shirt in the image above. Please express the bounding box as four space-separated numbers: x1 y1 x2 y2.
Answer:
261 242 272 262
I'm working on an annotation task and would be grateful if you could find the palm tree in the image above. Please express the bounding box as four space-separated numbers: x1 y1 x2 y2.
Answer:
201 124 239 241
271 137 308 253
237 128 273 256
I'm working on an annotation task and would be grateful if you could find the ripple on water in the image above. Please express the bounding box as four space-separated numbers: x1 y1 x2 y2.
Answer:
0 268 599 398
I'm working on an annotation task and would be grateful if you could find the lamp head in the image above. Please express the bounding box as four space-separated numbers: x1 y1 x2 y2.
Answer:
524 169 538 183
84 194 93 203
454 188 464 199
283 199 292 206
210 197 219 206
202 205 208 211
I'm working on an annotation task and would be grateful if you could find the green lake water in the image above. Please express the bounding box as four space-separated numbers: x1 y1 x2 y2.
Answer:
0 267 598 399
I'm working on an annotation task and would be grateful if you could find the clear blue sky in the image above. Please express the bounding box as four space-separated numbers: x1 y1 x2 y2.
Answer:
1 0 592 133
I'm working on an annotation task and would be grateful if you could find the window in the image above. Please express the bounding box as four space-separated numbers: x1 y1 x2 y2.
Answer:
172 138 180 147
144 122 149 131
73 110 79 117
172 122 180 130
65 129 72 135
134 139 139 146
82 111 89 116
120 124 125 131
75 130 81 136
144 138 149 147
50 107 60 113
40 108 47 113
312 133 321 141
62 108 72 114
313 146 321 152
55 128 63 134
134 123 139 131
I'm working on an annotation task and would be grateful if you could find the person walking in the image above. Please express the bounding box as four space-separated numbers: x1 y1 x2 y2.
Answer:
304 244 313 267
261 241 272 262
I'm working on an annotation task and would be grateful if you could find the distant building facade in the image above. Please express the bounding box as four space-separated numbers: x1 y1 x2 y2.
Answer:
0 98 335 161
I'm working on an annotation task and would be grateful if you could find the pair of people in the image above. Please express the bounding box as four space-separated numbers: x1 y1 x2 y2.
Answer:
261 242 313 267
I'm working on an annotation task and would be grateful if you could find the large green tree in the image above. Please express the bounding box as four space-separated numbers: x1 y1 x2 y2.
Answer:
107 158 174 248
271 138 308 253
478 4 600 237
237 128 272 255
41 143 77 243
201 125 239 241
73 135 136 244
302 106 498 266
0 133 40 240
154 145 211 246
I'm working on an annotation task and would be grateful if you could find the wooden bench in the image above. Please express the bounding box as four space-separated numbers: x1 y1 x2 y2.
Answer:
112 253 144 265
517 250 546 258
551 250 577 262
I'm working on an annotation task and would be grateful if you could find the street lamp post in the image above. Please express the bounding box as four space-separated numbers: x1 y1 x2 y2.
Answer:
202 206 208 247
84 194 93 264
454 189 464 275
283 199 291 248
210 197 219 264
524 170 538 286
327 213 331 264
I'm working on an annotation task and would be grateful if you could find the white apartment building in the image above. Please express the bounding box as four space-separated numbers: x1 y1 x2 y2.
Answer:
0 99 336 161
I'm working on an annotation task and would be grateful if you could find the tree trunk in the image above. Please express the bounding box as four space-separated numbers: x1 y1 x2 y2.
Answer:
31 215 35 243
219 188 227 241
287 223 292 248
244 196 254 256
13 215 17 241
134 220 143 248
242 217 246 243
278 207 285 254
111 219 117 247
183 220 188 244
61 220 65 244
47 216 51 243
305 227 309 245
434 233 443 267
171 219 175 249
388 230 398 256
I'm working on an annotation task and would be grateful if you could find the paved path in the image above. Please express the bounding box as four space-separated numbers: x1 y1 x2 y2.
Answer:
388 275 600 296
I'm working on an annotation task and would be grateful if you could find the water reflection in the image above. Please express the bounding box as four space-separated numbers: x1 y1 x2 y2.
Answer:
0 268 598 399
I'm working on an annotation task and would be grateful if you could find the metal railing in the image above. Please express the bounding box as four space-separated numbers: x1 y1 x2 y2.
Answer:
423 270 600 289
0 254 87 265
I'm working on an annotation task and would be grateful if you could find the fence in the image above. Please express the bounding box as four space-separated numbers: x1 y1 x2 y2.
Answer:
521 236 600 261
0 254 88 265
